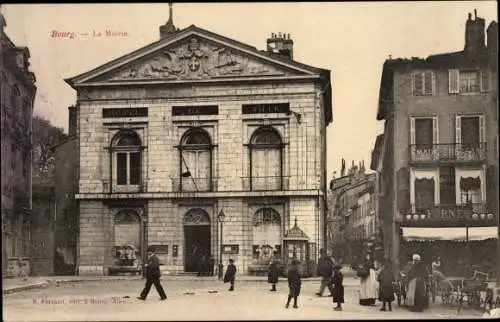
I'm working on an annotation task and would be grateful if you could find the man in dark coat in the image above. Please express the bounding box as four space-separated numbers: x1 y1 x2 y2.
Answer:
377 259 395 311
315 248 334 297
286 259 302 309
223 258 237 291
138 250 167 301
332 264 344 311
268 257 280 292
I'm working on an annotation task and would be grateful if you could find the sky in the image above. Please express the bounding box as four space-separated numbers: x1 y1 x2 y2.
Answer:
2 2 498 179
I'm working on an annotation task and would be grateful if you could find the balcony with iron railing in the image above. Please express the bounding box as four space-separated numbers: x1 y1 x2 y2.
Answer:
409 143 487 164
401 203 496 227
242 176 290 191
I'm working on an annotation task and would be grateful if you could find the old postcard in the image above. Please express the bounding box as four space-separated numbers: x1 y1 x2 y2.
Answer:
1 2 499 321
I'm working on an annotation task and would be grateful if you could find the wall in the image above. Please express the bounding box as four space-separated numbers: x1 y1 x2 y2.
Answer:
76 82 322 195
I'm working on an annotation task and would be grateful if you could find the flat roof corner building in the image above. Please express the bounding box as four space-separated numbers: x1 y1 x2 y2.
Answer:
65 5 332 276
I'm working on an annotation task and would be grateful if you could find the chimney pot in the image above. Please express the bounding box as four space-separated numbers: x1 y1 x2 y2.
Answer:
474 9 477 20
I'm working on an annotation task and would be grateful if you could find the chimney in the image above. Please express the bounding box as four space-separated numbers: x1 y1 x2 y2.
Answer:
487 21 498 58
68 105 77 137
266 32 294 61
464 9 486 54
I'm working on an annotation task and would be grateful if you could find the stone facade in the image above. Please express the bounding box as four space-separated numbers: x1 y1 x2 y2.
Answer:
328 162 376 263
1 10 37 276
374 12 498 267
66 23 332 275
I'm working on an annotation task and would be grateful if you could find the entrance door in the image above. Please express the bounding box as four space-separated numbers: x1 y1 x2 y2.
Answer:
183 208 211 272
184 226 211 272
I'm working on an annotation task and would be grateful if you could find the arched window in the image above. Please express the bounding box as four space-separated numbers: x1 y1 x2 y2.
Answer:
249 127 283 190
179 128 213 191
112 130 142 186
252 208 282 260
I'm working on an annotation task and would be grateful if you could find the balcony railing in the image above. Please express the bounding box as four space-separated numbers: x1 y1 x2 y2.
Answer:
171 177 218 192
409 143 487 163
242 176 290 191
403 203 496 223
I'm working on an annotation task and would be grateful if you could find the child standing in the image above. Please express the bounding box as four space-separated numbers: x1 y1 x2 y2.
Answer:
223 259 237 291
332 264 345 311
268 257 280 292
285 259 302 309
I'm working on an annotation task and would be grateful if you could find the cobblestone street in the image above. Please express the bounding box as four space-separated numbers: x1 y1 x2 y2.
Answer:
3 278 483 321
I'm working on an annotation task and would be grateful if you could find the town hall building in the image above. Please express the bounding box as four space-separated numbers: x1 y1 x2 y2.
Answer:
66 6 332 275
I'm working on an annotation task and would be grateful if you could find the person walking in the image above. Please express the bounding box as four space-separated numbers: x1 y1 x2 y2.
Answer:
377 259 395 311
137 249 167 301
223 258 237 291
332 264 345 311
285 259 302 309
315 248 335 297
268 257 280 292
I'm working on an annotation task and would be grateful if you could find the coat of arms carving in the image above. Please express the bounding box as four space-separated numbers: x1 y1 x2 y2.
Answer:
109 36 281 81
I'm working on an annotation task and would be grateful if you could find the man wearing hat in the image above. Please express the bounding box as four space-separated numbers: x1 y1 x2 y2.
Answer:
137 248 167 301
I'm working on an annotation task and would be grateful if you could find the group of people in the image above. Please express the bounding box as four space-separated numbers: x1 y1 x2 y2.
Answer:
135 247 435 314
354 252 437 313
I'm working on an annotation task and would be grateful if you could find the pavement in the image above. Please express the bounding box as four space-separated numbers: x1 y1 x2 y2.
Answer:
3 277 485 321
2 267 361 295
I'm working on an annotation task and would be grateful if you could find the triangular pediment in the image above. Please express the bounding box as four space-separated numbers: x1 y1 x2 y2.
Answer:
67 26 320 86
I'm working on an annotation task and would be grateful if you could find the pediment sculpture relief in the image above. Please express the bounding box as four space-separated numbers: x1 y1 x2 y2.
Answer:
110 37 287 81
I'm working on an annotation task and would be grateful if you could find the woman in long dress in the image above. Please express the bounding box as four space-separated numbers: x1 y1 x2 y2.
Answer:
405 254 429 312
358 260 378 306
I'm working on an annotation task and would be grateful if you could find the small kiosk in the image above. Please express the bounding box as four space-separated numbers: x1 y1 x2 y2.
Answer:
283 219 312 277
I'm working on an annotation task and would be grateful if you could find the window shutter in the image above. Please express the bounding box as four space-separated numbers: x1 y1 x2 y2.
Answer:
413 73 423 96
424 71 434 95
448 69 460 94
410 118 415 145
481 69 490 92
433 116 439 144
479 115 485 143
455 115 462 145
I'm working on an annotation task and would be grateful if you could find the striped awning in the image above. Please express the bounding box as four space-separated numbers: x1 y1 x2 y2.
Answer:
403 227 498 241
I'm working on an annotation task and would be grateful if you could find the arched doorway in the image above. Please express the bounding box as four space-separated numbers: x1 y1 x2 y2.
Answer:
183 208 211 272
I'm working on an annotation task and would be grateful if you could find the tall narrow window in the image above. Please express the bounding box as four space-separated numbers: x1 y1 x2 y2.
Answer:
439 167 456 206
179 128 213 192
456 115 485 161
410 117 438 161
249 127 283 190
112 131 142 186
414 178 435 211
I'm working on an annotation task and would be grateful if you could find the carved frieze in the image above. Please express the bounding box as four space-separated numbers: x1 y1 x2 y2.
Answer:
110 37 286 81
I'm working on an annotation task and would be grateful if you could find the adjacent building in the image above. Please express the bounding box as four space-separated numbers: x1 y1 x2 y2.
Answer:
65 7 332 275
374 11 498 269
328 160 377 264
1 9 37 276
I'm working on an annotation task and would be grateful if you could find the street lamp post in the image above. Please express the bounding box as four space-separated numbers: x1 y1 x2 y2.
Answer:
218 209 226 280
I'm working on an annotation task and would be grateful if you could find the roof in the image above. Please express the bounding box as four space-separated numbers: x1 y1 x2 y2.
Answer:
283 218 309 241
65 24 332 124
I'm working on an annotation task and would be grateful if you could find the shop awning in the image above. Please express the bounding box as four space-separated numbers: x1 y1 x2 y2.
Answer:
402 227 498 241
